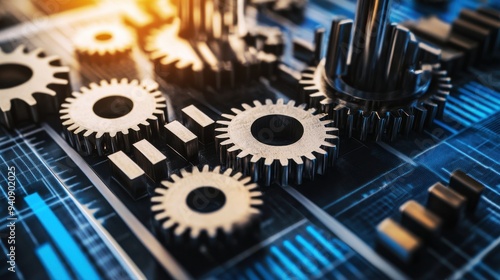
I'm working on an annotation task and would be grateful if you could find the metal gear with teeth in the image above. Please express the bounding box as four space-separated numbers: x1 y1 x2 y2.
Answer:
299 0 452 142
151 165 263 244
0 45 70 128
73 23 134 62
60 78 166 156
144 0 281 89
215 99 339 187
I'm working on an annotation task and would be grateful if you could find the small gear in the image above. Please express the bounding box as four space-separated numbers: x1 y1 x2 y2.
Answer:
0 45 70 128
151 165 262 244
73 23 134 62
215 99 339 186
60 78 166 156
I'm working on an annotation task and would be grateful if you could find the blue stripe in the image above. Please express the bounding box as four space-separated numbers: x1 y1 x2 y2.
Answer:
36 243 72 280
444 110 472 127
457 90 496 114
254 262 272 279
245 268 260 280
25 193 100 280
446 102 481 123
265 256 289 279
295 235 330 266
434 119 459 134
306 226 345 260
447 96 488 119
283 240 320 276
458 88 499 111
270 246 307 280
466 83 500 106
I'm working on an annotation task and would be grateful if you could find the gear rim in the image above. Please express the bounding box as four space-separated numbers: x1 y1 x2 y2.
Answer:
151 165 262 243
0 45 70 128
60 78 166 156
216 99 339 186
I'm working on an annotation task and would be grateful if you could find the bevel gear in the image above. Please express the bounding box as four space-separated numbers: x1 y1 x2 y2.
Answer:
151 165 263 244
216 99 339 186
0 45 70 128
73 23 134 62
60 78 166 156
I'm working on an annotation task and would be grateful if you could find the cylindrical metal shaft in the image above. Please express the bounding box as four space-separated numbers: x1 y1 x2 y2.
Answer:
347 0 393 91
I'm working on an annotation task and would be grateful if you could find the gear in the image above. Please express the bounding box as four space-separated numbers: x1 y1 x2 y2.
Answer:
299 1 451 142
73 23 134 62
151 165 262 244
144 0 281 89
0 45 70 129
60 78 166 156
215 99 339 186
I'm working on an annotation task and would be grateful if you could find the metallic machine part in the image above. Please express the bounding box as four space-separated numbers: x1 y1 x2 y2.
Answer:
60 78 166 156
165 120 199 161
215 99 339 186
376 218 423 264
449 170 485 213
181 105 215 144
0 45 70 128
151 165 262 244
133 139 167 182
145 0 281 89
426 182 466 228
299 0 452 141
108 150 148 199
399 200 442 243
73 23 134 62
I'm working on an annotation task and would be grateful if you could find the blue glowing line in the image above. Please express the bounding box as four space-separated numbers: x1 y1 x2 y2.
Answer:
306 226 345 260
254 262 273 279
466 83 500 106
434 120 459 134
270 246 307 280
283 240 320 276
295 235 330 267
457 90 496 114
446 102 481 123
458 88 499 112
25 193 100 280
265 256 289 279
245 268 259 280
447 96 488 119
36 243 72 280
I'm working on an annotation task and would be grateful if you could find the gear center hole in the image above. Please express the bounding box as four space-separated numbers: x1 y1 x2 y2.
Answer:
95 32 113 41
251 114 304 146
186 186 226 213
93 96 134 119
0 63 33 89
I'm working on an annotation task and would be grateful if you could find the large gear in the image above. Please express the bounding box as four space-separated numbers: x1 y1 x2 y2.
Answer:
299 0 452 142
73 23 134 62
215 99 339 186
144 0 282 89
151 165 262 244
60 78 166 156
0 45 70 128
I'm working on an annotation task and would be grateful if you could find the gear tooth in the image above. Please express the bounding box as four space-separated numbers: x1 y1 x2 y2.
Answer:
171 173 181 181
231 108 242 114
220 113 234 120
190 228 201 239
174 225 186 237
121 78 130 84
202 165 210 173
241 103 252 110
287 100 296 106
207 227 217 238
213 166 221 173
276 99 285 105
233 172 243 180
265 99 273 105
253 100 262 107
162 219 175 230
90 82 100 89
180 169 190 177
155 187 169 195
223 168 232 176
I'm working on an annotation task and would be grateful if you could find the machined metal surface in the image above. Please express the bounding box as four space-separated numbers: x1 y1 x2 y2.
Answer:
108 150 148 199
376 218 423 264
299 1 452 141
73 23 134 62
60 78 166 156
133 139 167 182
181 105 215 144
165 120 199 161
151 165 262 243
0 45 70 128
215 99 339 186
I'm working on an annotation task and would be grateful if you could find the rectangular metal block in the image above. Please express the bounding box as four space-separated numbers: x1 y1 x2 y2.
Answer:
181 105 215 144
133 139 167 182
376 218 422 265
165 121 199 161
426 182 466 228
108 151 147 199
400 200 442 243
